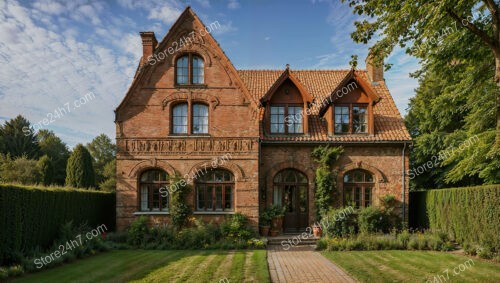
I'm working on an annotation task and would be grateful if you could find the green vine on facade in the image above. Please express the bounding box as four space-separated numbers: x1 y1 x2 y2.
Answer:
168 175 192 229
311 145 344 220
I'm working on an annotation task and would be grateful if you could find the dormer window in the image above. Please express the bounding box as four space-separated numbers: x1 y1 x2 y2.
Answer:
270 105 303 134
176 54 204 85
334 104 368 134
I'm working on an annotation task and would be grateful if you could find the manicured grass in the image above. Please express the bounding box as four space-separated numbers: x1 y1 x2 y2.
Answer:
322 250 500 283
13 250 270 283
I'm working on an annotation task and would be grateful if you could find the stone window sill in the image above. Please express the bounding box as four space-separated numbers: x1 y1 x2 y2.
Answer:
193 211 235 215
133 211 170 215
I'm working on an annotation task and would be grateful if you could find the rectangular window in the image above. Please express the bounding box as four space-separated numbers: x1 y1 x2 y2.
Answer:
196 185 233 211
270 106 285 133
353 105 368 133
273 186 282 206
176 56 189 85
364 188 371 207
225 186 232 210
140 186 148 211
354 187 361 209
192 56 204 84
192 104 208 134
287 106 303 133
334 106 350 133
173 104 188 134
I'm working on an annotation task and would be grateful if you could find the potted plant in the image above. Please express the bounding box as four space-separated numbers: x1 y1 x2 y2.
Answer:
312 223 323 237
259 210 272 236
269 205 285 235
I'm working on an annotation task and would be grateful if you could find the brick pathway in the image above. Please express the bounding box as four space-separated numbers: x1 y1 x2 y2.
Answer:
267 245 357 283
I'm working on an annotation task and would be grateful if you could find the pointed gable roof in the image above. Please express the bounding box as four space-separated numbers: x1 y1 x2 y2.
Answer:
259 66 313 105
115 6 257 114
317 69 380 116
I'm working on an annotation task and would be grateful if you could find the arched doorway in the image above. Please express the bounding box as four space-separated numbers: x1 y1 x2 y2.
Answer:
273 169 308 232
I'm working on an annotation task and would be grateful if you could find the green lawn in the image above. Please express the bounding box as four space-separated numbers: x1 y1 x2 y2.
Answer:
322 250 499 283
13 250 270 283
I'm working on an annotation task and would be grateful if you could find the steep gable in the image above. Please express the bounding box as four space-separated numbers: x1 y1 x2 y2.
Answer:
115 7 257 119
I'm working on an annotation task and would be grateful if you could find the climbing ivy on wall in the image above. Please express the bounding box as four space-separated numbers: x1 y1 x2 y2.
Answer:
311 145 344 220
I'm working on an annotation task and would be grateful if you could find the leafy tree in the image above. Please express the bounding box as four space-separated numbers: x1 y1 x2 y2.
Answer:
344 0 500 187
37 155 54 186
86 134 116 185
0 115 40 159
65 144 96 189
99 160 116 192
343 1 500 147
37 129 70 185
0 154 41 184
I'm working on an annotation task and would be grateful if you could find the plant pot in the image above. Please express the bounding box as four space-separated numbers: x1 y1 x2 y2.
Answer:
313 225 323 237
269 229 279 237
259 225 270 236
271 216 283 232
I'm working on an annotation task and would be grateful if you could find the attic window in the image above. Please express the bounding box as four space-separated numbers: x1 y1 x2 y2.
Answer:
334 104 368 134
176 54 204 85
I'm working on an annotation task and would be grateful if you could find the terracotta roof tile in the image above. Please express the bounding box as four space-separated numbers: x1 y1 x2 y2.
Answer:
237 69 411 142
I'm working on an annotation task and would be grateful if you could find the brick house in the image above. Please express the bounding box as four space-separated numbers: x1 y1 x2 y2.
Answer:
115 7 411 232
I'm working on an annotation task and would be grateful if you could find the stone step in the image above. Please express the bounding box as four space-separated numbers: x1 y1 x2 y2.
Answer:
266 234 320 246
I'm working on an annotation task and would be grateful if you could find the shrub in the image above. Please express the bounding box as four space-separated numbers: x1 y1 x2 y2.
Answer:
220 213 255 240
127 216 149 247
169 177 192 229
358 206 391 234
321 207 358 238
0 184 115 266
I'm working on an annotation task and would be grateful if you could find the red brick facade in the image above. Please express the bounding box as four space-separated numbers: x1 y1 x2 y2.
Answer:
115 7 411 231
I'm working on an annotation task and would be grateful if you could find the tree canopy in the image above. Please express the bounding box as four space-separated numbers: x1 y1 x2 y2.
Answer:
65 144 96 189
343 0 500 188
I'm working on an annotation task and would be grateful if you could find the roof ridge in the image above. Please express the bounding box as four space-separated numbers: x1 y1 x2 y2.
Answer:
237 69 362 72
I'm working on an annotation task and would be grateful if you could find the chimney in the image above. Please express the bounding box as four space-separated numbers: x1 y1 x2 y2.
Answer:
365 51 384 83
139 32 158 66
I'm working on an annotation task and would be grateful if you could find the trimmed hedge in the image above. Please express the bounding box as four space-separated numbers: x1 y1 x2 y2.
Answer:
410 185 499 249
0 184 115 265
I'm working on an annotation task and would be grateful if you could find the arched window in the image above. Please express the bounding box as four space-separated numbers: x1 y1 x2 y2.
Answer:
343 169 373 208
176 54 204 85
139 169 169 212
195 169 234 211
192 103 208 134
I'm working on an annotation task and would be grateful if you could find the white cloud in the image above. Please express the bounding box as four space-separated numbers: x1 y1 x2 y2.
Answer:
195 0 211 8
0 0 135 147
228 0 240 10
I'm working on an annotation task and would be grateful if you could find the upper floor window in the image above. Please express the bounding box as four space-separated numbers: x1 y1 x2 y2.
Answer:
172 102 208 134
334 104 368 134
172 103 188 134
343 169 373 209
192 104 208 134
176 54 204 85
139 169 169 212
270 105 303 134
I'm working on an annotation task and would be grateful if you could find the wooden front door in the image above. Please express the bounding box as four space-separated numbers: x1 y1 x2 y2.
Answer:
282 184 308 232
273 169 308 233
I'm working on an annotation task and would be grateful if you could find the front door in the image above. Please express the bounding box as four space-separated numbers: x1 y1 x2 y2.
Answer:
273 169 308 233
282 184 308 232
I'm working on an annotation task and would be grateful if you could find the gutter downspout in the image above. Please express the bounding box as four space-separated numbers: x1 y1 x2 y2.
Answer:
402 142 407 226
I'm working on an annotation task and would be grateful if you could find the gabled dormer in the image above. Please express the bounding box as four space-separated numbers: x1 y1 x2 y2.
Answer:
260 66 313 136
319 68 381 136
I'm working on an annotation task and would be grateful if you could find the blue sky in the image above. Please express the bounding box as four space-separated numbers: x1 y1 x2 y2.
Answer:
0 0 419 147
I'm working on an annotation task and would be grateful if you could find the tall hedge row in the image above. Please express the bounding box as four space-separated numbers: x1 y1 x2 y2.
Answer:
0 184 115 264
410 185 499 249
